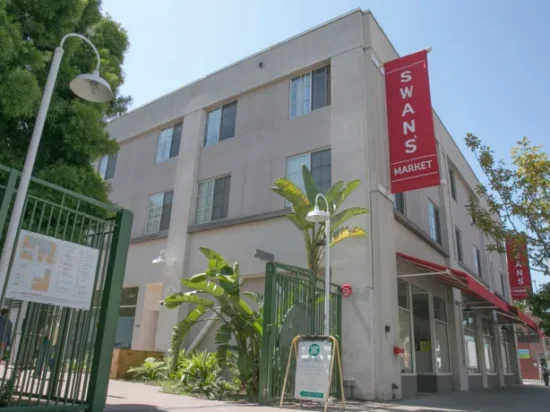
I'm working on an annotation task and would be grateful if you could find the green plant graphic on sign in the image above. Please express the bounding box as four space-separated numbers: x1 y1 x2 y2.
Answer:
309 344 320 357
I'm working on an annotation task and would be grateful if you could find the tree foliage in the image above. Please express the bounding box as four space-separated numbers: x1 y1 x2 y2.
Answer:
0 0 130 202
464 133 550 329
272 165 368 275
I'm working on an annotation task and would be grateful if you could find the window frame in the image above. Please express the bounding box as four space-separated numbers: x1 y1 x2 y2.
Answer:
473 246 482 277
204 101 238 146
455 227 463 262
449 168 457 200
98 153 118 180
155 122 183 164
144 190 174 235
289 65 331 119
286 148 332 201
433 295 451 373
194 175 232 224
394 193 406 215
481 316 496 373
428 200 442 245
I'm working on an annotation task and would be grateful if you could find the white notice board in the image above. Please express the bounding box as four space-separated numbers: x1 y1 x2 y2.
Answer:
6 230 99 310
294 340 332 402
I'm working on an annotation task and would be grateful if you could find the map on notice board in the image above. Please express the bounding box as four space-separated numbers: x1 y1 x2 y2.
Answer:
5 230 99 310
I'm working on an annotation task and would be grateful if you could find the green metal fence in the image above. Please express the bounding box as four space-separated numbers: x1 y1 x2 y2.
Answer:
258 261 342 405
0 165 133 411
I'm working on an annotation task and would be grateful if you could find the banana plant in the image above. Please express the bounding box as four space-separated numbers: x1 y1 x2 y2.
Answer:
161 247 263 399
272 165 369 276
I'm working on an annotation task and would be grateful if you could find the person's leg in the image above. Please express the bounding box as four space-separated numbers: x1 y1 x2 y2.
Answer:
544 374 549 386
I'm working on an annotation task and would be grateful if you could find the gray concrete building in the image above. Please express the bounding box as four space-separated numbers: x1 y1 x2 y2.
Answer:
102 9 536 400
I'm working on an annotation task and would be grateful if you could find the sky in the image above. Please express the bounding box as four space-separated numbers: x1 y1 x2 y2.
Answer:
102 0 550 287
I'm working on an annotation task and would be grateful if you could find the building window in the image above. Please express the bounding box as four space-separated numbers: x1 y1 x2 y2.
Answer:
500 271 507 297
455 227 463 262
195 175 231 224
156 122 183 163
394 193 406 214
290 65 331 119
204 101 237 146
287 149 331 195
501 328 513 373
428 201 442 244
397 280 414 373
449 168 457 200
482 316 496 372
114 287 138 349
98 153 118 180
474 246 482 276
463 312 479 373
434 296 450 373
145 190 174 234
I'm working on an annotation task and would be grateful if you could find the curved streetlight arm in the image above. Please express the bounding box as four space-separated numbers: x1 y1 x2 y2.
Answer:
314 193 330 212
60 33 101 71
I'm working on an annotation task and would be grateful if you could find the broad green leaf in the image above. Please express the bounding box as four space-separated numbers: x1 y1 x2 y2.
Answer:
325 181 345 206
334 180 361 209
214 324 232 366
170 305 208 370
272 178 310 208
200 247 229 265
331 207 369 231
182 279 225 297
331 226 367 246
162 291 214 309
287 213 312 230
301 165 319 205
187 272 208 283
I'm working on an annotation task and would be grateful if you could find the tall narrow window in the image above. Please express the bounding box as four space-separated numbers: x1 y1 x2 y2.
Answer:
429 201 442 244
287 149 332 195
463 312 480 373
98 153 118 180
145 190 174 234
455 227 463 262
482 317 496 372
449 168 457 200
434 296 450 373
205 101 238 146
290 65 331 119
394 193 405 214
156 122 183 163
195 176 231 224
474 246 482 276
114 287 139 349
397 280 413 373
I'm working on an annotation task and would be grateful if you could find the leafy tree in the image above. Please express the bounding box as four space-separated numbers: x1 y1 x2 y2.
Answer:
271 165 368 275
464 134 550 329
161 248 263 400
0 0 130 202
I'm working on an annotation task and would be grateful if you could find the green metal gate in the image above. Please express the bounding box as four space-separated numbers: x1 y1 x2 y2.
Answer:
0 165 133 411
258 261 342 405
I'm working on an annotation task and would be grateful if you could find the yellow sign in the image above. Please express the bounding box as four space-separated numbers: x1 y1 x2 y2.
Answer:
420 341 432 352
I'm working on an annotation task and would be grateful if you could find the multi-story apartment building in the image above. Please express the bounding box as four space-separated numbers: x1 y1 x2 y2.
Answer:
102 9 538 400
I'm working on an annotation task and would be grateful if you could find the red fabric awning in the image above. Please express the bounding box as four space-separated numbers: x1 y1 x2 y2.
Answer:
397 252 541 334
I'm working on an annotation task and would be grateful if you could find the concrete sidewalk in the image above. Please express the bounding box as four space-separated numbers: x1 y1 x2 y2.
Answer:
105 379 550 411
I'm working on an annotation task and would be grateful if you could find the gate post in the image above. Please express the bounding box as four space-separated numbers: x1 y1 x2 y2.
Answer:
87 209 133 412
259 261 275 405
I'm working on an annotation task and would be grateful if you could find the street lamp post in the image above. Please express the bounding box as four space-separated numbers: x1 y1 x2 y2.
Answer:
0 33 113 295
306 193 332 336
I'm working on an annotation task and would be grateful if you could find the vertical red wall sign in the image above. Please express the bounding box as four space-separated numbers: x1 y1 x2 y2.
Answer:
384 50 440 193
505 238 532 300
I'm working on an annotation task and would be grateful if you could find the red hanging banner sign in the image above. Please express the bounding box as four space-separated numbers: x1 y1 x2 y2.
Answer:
384 50 440 193
505 238 532 300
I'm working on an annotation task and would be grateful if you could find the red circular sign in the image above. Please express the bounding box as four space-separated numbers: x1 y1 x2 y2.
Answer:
341 284 352 297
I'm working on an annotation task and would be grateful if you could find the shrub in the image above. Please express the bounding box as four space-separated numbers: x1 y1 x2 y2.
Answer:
127 357 167 382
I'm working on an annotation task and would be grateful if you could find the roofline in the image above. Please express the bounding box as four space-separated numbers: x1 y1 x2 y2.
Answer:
110 8 363 123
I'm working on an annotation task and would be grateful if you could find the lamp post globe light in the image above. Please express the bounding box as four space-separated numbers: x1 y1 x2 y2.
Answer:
0 33 113 294
306 193 332 336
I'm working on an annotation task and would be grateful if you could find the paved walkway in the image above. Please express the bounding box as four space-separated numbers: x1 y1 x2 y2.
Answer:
105 379 550 411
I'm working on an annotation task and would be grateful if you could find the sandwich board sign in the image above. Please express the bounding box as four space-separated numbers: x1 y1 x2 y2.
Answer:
294 340 332 402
